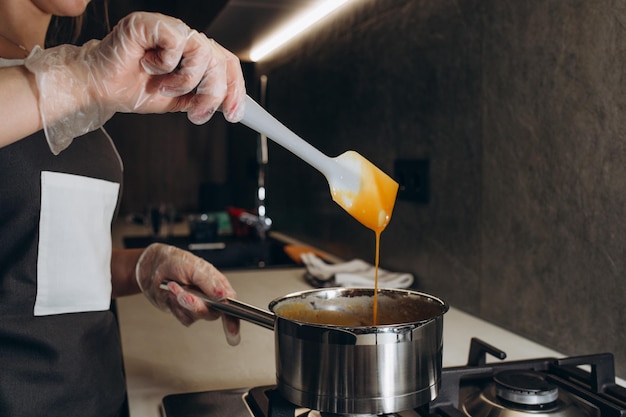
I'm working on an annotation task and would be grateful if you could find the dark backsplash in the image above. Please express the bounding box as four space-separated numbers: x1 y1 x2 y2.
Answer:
252 0 626 377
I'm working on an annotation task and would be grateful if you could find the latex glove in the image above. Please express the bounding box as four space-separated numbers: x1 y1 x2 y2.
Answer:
24 11 245 155
135 243 241 346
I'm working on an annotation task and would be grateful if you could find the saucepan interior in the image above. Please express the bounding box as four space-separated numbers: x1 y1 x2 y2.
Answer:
269 287 448 329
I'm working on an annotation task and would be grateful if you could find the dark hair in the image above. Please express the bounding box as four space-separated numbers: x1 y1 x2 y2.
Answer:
45 1 110 48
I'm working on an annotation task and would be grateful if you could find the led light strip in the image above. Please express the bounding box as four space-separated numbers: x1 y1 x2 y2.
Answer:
249 0 356 62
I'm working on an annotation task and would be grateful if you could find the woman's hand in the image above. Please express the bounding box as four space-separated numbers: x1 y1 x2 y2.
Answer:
135 243 241 346
25 11 245 154
92 12 245 123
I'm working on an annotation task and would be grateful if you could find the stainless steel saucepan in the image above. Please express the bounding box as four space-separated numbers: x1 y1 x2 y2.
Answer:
161 282 448 415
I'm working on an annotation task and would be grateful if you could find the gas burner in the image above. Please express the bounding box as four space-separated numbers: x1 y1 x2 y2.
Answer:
307 413 394 417
246 387 422 417
161 385 424 417
292 411 418 417
462 370 593 417
494 370 559 406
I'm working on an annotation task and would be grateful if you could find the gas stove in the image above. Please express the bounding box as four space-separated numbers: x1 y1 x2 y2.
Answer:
160 338 626 417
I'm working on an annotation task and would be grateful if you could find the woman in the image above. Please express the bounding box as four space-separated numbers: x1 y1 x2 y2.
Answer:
0 1 245 416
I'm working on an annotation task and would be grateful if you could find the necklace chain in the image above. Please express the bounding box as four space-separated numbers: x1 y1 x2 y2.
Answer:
0 33 30 58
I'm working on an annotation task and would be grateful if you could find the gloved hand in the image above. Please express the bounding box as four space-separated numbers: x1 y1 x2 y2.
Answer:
24 11 245 155
135 243 241 346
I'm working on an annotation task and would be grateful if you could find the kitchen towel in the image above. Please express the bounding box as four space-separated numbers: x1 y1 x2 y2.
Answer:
301 253 414 289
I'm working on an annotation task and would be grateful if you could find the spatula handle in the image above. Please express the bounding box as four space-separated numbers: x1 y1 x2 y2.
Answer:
240 95 334 176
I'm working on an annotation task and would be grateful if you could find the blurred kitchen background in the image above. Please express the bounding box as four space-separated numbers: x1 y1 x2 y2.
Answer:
83 0 625 376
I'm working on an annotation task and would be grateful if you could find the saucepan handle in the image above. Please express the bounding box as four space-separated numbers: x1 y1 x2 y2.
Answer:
159 280 275 330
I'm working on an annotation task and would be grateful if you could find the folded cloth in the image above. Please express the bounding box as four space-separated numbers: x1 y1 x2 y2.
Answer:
301 253 414 289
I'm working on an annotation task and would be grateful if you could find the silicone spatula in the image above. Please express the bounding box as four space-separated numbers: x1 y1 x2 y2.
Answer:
240 95 398 231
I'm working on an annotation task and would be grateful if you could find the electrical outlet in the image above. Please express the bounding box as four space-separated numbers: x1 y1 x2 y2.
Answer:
394 158 430 203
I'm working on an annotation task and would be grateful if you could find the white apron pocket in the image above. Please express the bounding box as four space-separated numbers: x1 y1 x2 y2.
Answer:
35 171 120 316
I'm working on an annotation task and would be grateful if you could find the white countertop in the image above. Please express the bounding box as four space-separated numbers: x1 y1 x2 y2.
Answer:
117 266 621 417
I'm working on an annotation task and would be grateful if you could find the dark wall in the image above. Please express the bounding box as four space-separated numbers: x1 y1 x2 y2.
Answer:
480 0 626 369
252 0 625 376
104 63 260 215
104 113 229 214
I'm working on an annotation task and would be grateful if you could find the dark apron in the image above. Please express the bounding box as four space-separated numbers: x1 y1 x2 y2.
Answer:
0 127 127 417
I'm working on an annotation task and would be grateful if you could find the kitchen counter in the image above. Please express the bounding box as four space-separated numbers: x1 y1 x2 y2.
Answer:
116 266 610 417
